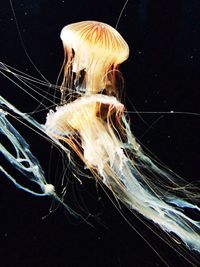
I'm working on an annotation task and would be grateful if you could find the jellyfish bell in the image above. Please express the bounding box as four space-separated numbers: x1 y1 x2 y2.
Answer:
45 93 125 171
45 94 124 133
60 21 129 99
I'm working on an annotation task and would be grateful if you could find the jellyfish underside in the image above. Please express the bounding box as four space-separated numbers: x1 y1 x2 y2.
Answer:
0 20 200 262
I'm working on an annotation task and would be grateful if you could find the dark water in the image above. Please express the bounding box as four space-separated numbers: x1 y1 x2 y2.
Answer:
0 1 200 266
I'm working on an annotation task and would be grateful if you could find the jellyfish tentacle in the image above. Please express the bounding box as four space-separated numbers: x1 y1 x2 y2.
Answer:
0 109 53 196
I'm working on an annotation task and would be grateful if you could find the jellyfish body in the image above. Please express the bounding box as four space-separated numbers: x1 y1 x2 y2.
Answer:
46 21 200 253
1 20 200 260
45 82 200 253
60 21 129 101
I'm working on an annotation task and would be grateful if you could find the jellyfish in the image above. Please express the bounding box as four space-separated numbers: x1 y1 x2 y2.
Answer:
59 21 129 100
0 20 200 263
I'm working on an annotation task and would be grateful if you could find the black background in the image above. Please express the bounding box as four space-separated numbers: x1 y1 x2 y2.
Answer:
0 1 200 266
